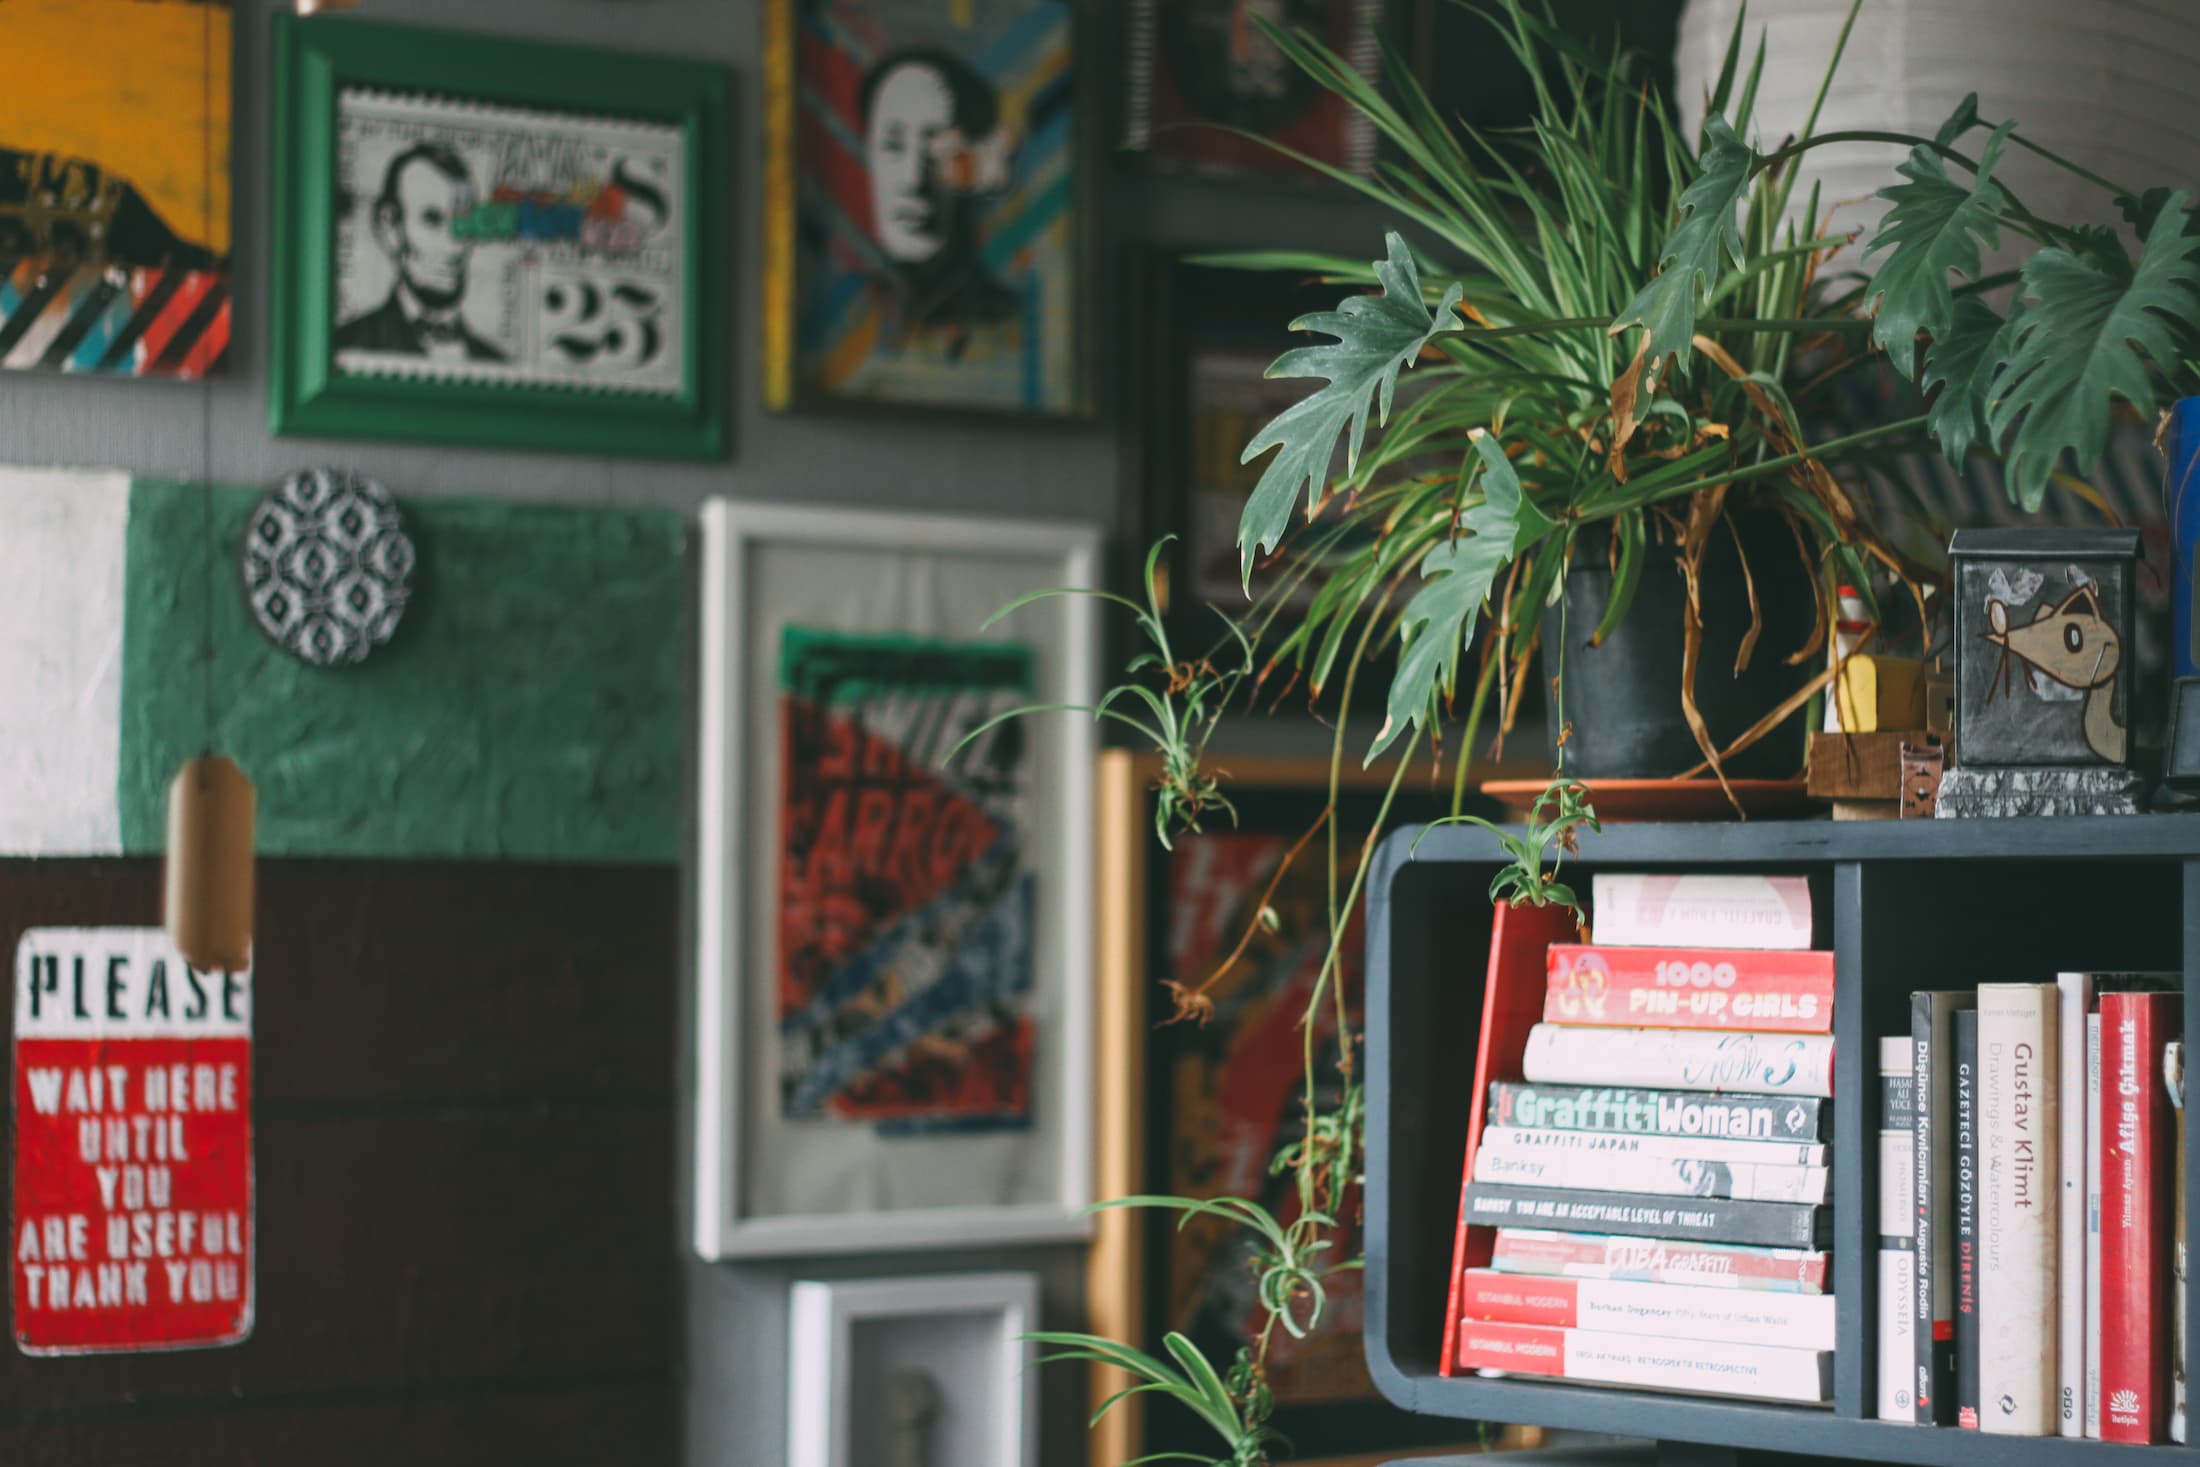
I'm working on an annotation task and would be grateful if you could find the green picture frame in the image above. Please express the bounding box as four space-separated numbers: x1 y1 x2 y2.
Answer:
270 14 728 460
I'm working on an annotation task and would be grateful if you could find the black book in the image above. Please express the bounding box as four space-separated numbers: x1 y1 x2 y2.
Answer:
1913 990 1972 1424
1954 1007 1981 1428
1459 1182 1828 1249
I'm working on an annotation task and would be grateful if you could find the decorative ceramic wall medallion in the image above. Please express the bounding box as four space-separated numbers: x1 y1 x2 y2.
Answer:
241 468 415 666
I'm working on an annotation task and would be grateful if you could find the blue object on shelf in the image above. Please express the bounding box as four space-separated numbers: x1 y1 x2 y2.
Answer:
2169 395 2200 678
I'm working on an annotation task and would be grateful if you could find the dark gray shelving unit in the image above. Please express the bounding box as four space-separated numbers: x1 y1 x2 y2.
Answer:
1364 815 2200 1466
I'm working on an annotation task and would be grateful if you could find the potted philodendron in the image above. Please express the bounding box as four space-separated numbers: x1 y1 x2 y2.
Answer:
999 2 2200 1461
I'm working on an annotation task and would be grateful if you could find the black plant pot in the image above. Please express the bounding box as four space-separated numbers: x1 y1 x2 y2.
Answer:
1538 509 1819 781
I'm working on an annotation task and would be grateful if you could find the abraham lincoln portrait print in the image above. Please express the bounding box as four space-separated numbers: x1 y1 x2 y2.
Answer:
332 89 687 394
775 628 1037 1134
771 0 1083 415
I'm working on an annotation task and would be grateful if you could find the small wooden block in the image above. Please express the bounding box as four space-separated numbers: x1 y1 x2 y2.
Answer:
1806 731 1910 801
1833 799 1899 822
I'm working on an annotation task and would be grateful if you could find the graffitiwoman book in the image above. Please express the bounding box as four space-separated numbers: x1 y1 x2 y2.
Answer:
2100 991 2180 1443
1486 1081 1828 1142
1542 944 1833 1033
1913 989 1973 1424
1460 1183 1828 1248
1955 1008 1981 1428
1520 1024 1833 1098
1589 873 1813 951
1455 1319 1832 1403
1487 1228 1827 1293
1979 982 2058 1437
1458 1268 1837 1349
2057 973 2094 1438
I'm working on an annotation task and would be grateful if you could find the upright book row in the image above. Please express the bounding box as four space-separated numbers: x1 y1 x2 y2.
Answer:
1877 977 2189 1444
1446 875 1839 1405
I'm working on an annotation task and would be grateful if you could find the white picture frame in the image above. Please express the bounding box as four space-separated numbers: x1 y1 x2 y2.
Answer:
787 1271 1040 1467
695 500 1100 1258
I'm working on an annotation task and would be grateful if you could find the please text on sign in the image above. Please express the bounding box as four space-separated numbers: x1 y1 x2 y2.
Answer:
11 927 253 1355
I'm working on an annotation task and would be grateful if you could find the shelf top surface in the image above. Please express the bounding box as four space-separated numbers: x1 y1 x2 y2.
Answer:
1390 810 2200 867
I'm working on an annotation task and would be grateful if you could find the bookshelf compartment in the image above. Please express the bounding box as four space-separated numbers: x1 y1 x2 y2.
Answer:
1365 816 2200 1464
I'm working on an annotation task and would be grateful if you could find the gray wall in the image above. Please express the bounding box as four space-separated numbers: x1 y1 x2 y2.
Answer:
0 2 1393 1462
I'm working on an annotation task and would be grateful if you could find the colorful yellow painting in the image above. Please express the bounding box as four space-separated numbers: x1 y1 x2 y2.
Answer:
0 0 231 377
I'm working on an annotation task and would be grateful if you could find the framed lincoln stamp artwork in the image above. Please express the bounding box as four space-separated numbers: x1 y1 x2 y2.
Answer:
270 15 727 459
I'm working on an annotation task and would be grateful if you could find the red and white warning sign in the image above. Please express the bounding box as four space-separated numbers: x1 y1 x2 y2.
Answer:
11 927 253 1355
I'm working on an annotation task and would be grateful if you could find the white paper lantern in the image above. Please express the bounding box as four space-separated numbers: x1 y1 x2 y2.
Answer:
1675 0 2200 273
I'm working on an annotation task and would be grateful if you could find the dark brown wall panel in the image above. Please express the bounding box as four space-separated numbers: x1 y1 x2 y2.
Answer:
0 859 680 1460
0 860 678 1105
1 1382 678 1466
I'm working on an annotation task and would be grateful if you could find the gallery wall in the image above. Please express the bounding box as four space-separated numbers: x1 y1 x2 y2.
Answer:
0 1 1428 1463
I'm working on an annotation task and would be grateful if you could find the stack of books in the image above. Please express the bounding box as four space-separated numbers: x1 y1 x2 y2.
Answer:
1881 973 2186 1442
1451 874 1837 1404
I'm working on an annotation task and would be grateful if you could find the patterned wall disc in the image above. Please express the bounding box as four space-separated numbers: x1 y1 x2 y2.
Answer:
241 468 415 666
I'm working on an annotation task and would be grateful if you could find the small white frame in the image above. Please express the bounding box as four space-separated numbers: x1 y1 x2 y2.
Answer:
787 1271 1039 1467
694 500 1101 1258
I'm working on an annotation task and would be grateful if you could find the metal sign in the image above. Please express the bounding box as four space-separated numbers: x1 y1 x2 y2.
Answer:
11 927 253 1355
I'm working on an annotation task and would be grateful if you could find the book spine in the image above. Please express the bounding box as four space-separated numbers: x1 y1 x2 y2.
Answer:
1979 983 2058 1436
1454 1319 1832 1403
2086 1010 2103 1437
2100 991 2179 1443
1881 1034 1919 1421
1476 1125 1824 1168
1520 1024 1835 1098
1543 945 1834 1032
2169 1040 2187 1446
1589 873 1814 951
1955 1008 1981 1429
2056 973 2093 1438
1458 1268 1837 1349
1461 1183 1826 1248
1487 1228 1828 1293
1473 1144 1829 1203
1486 1081 1829 1141
1914 991 1971 1424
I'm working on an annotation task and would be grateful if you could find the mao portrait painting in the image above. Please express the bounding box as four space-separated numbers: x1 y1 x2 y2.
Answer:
767 0 1086 417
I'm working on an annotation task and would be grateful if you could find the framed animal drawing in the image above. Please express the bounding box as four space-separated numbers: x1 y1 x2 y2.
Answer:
269 15 727 458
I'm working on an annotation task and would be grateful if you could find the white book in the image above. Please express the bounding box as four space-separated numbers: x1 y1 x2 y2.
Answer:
1880 1034 1918 1422
1473 1143 1829 1203
1882 1248 1919 1420
2086 1009 2103 1438
1458 1268 1837 1349
1460 1320 1832 1403
1590 873 1813 950
1980 983 2058 1436
1475 1125 1826 1169
1520 1023 1834 1097
2057 973 2091 1438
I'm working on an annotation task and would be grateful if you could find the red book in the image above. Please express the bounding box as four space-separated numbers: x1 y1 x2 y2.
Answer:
2101 991 2181 1443
1544 945 1833 1032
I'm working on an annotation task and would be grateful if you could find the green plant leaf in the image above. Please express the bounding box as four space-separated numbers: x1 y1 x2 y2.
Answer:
1236 233 1463 586
1610 116 1753 370
1863 123 2011 377
1933 91 1982 147
1371 434 1554 760
1920 294 2010 463
1988 190 2200 509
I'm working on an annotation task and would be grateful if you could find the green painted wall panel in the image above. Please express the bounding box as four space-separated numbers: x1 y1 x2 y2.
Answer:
118 482 684 863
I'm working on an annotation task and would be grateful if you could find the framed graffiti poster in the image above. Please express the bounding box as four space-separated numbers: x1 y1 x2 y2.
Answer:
695 501 1101 1258
269 15 727 459
0 0 232 379
762 0 1090 419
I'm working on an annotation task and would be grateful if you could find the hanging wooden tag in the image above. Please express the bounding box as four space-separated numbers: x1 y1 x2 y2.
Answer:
164 757 256 974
